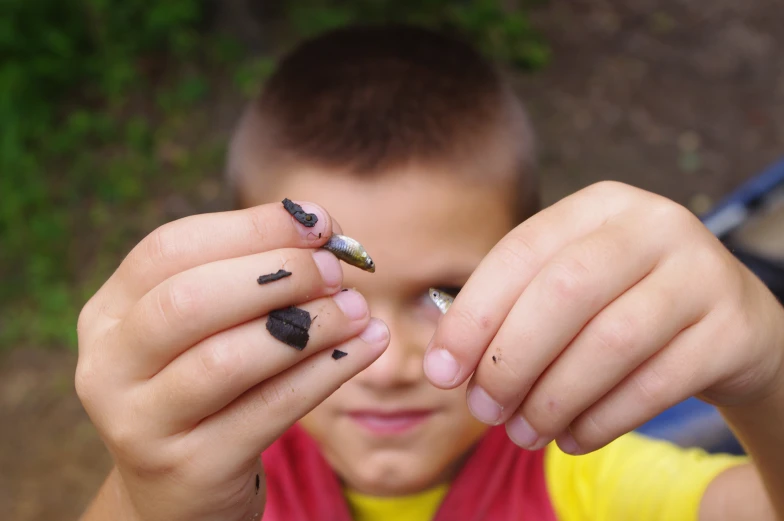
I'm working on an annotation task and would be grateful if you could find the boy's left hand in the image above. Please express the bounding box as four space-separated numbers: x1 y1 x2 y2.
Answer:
425 181 784 455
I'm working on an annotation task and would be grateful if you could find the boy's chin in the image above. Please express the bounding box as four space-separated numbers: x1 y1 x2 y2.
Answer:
328 420 488 496
339 450 458 496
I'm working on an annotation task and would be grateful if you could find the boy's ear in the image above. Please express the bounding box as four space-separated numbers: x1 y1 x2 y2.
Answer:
224 163 243 210
228 185 242 210
225 102 262 210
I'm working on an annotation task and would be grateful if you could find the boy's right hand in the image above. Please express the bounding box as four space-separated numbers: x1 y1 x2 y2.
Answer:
75 202 389 521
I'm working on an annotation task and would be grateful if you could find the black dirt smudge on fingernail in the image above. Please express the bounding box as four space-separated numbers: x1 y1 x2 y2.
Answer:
282 198 318 227
266 306 312 350
255 474 260 494
492 355 497 363
332 349 348 360
257 269 292 285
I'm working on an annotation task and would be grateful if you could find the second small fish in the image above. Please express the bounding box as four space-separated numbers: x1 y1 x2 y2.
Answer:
428 288 455 314
322 234 376 273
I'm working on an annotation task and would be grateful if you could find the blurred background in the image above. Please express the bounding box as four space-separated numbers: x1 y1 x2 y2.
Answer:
1 0 783 518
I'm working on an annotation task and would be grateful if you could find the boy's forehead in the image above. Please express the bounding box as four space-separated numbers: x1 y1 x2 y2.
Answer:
240 170 514 296
242 165 517 235
239 166 517 282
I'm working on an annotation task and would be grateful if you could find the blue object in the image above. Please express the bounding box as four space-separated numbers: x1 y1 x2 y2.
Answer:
635 156 784 455
701 156 784 237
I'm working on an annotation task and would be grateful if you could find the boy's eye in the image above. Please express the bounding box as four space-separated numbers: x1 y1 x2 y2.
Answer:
434 286 462 298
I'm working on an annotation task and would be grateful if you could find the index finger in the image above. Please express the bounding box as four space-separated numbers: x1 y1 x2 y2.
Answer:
89 200 337 321
423 182 647 388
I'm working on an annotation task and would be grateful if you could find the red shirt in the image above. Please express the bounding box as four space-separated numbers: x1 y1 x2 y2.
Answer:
261 424 557 521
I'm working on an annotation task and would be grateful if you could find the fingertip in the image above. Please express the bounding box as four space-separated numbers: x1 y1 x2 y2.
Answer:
283 199 332 243
424 345 462 388
555 430 583 455
359 317 389 347
333 289 369 321
312 250 343 289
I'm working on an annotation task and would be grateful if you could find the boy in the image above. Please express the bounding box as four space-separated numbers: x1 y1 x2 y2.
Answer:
77 25 783 520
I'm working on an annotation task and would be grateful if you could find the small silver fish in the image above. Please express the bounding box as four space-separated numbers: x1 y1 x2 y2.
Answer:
428 287 455 314
321 234 376 273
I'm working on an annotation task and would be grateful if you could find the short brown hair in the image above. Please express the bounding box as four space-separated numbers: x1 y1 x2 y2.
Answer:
229 24 539 220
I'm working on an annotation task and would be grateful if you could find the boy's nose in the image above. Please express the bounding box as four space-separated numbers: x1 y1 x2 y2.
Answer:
354 304 424 388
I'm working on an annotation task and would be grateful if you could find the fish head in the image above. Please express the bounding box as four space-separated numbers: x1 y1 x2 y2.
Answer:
363 254 376 273
428 287 454 314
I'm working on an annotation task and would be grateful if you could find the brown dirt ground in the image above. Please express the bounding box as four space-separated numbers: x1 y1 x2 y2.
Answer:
3 1 783 519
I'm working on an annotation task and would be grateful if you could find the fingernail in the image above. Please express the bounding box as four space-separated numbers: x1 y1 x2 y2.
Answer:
530 437 553 452
467 385 503 424
333 289 368 321
507 415 540 448
424 348 460 386
556 431 582 455
286 201 328 239
359 318 389 344
312 250 342 288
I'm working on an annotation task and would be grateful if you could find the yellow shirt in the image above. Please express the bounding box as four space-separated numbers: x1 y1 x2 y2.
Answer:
345 484 450 521
345 432 746 521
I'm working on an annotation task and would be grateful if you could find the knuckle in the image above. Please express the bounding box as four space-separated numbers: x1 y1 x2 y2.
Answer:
103 403 181 474
698 243 730 278
448 307 495 338
247 207 271 243
683 244 729 297
144 224 180 268
587 180 631 198
160 279 203 325
496 233 536 272
133 443 182 478
546 260 586 303
104 402 163 468
259 379 294 410
197 337 244 384
120 442 178 478
632 366 671 404
74 359 98 408
77 300 97 339
650 198 695 229
105 420 144 456
590 313 637 357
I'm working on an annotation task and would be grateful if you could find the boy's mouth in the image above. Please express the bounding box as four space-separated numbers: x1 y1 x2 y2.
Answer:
346 409 434 436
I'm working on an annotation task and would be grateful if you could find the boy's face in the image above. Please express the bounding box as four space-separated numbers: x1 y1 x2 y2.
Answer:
242 166 519 496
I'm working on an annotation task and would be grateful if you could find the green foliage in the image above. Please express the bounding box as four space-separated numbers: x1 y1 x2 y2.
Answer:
1 0 548 351
0 0 212 349
234 57 277 99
